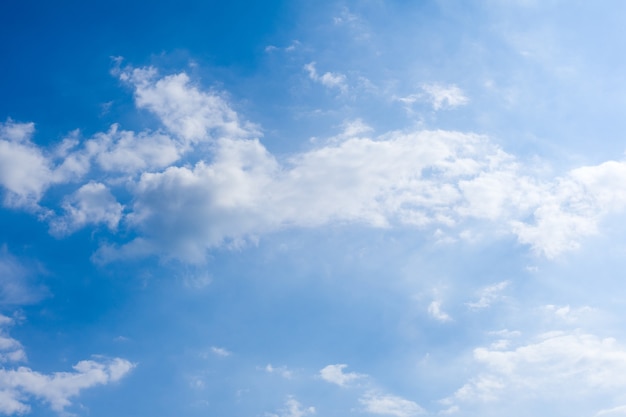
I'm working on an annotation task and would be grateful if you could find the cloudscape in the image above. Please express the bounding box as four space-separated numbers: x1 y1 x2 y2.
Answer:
2 1 626 416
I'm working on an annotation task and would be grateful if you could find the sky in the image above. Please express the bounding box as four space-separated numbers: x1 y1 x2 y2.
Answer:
3 0 626 416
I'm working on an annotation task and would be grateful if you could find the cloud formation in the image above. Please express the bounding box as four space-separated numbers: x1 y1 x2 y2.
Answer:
466 281 510 310
427 300 452 322
304 62 348 92
319 364 365 386
0 358 134 415
446 330 626 415
266 396 315 417
359 392 424 417
421 83 469 110
4 66 626 263
0 317 133 415
50 182 124 236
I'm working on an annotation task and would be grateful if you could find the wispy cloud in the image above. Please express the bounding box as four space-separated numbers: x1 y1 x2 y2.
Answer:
265 40 300 53
428 300 452 322
421 83 469 110
397 84 469 112
210 346 231 357
359 392 425 417
0 248 47 306
467 281 510 310
304 62 348 93
262 363 293 379
266 396 315 417
594 405 626 417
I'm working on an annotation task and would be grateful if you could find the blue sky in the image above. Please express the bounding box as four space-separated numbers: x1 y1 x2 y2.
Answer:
3 1 626 416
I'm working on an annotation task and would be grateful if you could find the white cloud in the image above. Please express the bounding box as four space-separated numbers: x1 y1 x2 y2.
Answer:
319 364 365 386
543 304 596 324
487 329 521 338
0 120 54 208
0 121 35 143
427 301 452 322
0 357 134 414
360 392 425 417
466 281 510 310
0 121 100 210
265 40 300 53
0 317 25 364
119 66 259 143
7 67 626 262
50 182 123 236
210 346 231 357
96 129 499 263
262 364 293 379
304 62 348 92
325 119 373 143
87 124 183 173
446 330 626 413
595 405 626 417
511 160 626 257
0 307 135 415
99 138 279 263
266 397 315 417
421 83 469 110
92 106 626 262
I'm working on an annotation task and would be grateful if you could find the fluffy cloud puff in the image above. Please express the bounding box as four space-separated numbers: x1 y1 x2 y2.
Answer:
445 330 626 416
0 358 134 415
0 315 133 415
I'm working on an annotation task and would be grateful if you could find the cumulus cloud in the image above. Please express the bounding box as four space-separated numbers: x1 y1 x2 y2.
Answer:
359 392 425 417
0 119 177 210
445 330 626 415
99 138 279 263
6 66 626 262
319 364 365 386
0 120 55 208
119 66 259 142
0 318 134 415
96 129 506 263
511 160 626 257
87 124 183 173
50 182 123 236
0 357 134 414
